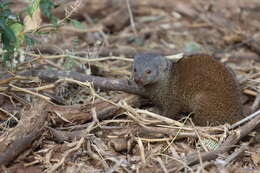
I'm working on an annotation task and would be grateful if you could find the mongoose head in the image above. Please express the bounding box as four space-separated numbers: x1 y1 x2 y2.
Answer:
132 53 169 86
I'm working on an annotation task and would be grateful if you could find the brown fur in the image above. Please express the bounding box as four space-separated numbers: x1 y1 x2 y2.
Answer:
135 54 243 126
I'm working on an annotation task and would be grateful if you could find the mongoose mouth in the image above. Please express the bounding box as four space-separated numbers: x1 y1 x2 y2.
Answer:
134 78 145 86
134 80 153 87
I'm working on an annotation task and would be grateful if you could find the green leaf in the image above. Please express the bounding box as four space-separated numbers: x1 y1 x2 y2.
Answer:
1 30 15 61
50 15 57 24
10 23 24 48
0 1 12 9
63 57 75 70
1 9 12 18
40 0 54 18
0 1 20 63
69 19 85 29
40 0 57 24
27 0 41 16
196 138 219 150
10 23 23 35
184 41 202 53
2 50 13 62
24 34 35 46
127 36 145 46
0 18 16 47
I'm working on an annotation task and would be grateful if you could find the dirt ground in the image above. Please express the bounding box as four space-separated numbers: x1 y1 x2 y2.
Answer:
0 0 260 172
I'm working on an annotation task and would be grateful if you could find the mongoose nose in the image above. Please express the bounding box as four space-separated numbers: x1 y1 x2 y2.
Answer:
134 77 144 85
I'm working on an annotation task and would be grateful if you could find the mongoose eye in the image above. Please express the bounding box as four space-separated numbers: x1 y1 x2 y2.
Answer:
145 69 151 74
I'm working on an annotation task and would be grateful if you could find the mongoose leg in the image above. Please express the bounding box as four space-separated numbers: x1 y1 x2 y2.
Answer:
162 103 182 119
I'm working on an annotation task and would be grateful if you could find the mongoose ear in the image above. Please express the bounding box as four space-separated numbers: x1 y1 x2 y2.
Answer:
133 53 142 60
159 57 169 71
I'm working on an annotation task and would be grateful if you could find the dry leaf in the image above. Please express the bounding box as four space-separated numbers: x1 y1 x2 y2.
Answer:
23 8 42 32
251 152 260 165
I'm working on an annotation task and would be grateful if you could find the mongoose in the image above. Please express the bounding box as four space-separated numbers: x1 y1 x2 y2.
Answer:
132 53 243 126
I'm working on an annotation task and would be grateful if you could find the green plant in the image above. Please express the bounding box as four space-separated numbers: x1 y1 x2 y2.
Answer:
0 1 22 62
40 0 57 24
0 0 57 65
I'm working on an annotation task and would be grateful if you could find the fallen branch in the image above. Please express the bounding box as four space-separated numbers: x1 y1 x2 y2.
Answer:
20 69 146 97
45 138 84 173
230 110 260 129
49 93 143 124
0 101 49 166
166 111 260 172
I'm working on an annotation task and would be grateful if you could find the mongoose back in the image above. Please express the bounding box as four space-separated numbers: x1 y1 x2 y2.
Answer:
132 53 243 126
